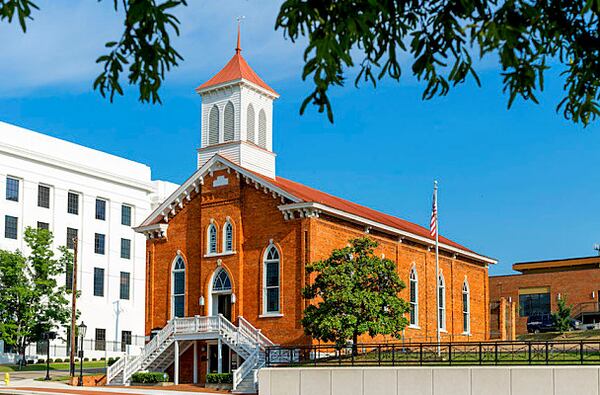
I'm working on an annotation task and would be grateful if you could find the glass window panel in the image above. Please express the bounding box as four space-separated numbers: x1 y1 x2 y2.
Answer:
6 177 19 202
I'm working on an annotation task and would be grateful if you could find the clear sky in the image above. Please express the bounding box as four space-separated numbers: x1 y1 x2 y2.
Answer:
1 1 598 275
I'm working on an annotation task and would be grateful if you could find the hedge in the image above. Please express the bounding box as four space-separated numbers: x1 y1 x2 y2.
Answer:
206 373 233 384
131 372 169 383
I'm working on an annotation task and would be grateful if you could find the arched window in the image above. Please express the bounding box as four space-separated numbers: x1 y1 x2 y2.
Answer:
223 102 235 142
258 109 267 148
247 104 255 143
409 267 418 327
223 220 233 252
462 280 470 334
207 223 217 254
438 273 446 331
212 268 232 292
209 105 220 145
263 244 280 314
172 256 185 318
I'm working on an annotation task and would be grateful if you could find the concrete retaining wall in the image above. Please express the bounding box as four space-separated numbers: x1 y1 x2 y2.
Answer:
259 366 600 395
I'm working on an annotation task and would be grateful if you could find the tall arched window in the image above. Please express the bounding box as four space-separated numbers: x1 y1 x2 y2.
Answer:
209 105 220 145
263 244 280 314
223 220 233 252
207 223 217 254
247 104 255 143
438 273 446 330
462 280 470 334
223 102 235 142
172 256 185 318
409 267 418 327
258 109 267 148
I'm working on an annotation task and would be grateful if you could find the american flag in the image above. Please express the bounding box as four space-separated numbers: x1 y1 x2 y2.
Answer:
430 186 438 238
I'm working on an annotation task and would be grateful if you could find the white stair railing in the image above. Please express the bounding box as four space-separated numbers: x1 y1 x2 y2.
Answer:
233 347 259 389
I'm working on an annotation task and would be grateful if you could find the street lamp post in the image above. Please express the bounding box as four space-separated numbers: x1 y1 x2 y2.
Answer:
41 331 56 381
77 322 87 387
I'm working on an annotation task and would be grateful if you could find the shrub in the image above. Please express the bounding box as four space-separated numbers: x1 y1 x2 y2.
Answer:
91 358 97 362
83 358 89 362
100 357 105 361
131 372 169 384
54 358 63 363
47 358 53 363
37 359 45 364
107 357 119 367
27 359 34 364
206 373 233 384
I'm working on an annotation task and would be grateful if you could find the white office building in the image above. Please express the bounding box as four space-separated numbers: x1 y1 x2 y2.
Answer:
0 121 177 361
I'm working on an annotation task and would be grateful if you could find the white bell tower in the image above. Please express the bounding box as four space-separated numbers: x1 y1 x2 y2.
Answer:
195 26 279 179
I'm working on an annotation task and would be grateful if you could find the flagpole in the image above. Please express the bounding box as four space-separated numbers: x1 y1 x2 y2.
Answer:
434 180 440 355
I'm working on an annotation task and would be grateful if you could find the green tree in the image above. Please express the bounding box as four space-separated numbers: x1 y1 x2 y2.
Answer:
0 227 75 364
2 1 600 125
552 297 573 333
302 237 409 352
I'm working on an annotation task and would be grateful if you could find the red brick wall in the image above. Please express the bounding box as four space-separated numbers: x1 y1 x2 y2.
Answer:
145 169 490 357
490 269 600 335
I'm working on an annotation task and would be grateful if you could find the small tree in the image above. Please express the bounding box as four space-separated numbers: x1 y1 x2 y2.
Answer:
302 237 409 353
0 227 74 364
552 297 573 333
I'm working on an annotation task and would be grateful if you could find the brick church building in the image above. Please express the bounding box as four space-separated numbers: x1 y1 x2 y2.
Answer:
106 33 496 391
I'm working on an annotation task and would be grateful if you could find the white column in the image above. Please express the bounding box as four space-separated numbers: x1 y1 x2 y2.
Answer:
174 340 180 385
193 341 198 384
217 338 222 374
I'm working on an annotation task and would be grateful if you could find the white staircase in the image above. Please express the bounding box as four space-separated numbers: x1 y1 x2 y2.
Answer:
106 315 274 393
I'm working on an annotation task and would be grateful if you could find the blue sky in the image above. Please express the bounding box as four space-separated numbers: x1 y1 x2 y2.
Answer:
1 1 598 275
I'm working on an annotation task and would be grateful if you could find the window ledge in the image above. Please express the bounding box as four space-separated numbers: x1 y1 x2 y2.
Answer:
439 329 447 333
204 251 237 258
462 332 471 336
408 325 421 330
259 313 284 318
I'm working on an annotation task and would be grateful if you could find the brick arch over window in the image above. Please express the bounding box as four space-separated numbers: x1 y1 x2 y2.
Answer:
258 109 267 148
208 105 220 145
223 101 235 142
247 104 255 143
171 255 186 318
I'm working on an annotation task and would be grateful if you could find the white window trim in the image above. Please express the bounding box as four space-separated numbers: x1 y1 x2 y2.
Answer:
223 220 234 253
262 243 281 316
409 266 418 327
171 255 186 319
462 279 471 335
438 273 446 331
207 223 218 254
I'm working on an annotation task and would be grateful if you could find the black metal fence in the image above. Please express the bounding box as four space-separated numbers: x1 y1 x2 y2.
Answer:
265 341 600 367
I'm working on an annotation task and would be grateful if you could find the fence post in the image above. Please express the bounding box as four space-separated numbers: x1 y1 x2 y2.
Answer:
545 342 549 364
494 342 498 365
580 341 584 365
338 347 342 366
419 343 423 366
479 342 482 365
448 343 452 366
392 344 395 367
528 342 532 365
378 345 382 367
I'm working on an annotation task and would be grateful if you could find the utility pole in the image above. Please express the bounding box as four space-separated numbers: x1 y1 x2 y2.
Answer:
69 237 78 377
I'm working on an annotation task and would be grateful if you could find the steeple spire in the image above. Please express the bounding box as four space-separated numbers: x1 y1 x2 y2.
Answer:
235 16 245 54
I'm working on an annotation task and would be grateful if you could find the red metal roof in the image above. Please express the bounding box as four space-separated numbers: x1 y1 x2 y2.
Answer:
196 52 278 95
254 173 474 253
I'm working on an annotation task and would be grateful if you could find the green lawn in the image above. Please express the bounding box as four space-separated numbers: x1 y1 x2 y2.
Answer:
0 361 107 372
518 329 600 342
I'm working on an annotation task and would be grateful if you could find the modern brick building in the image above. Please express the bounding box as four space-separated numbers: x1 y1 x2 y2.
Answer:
106 33 496 391
490 256 600 336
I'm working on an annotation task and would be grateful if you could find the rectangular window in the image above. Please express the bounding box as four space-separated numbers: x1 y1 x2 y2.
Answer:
265 261 280 313
38 185 50 208
93 268 105 297
95 329 106 351
37 221 49 231
5 215 18 239
463 291 470 333
66 228 78 250
65 259 73 291
120 238 131 260
95 198 106 220
519 292 551 317
173 269 185 318
121 331 132 352
6 177 19 202
94 233 105 255
121 205 132 226
120 272 130 300
36 341 48 356
409 279 417 326
67 192 79 215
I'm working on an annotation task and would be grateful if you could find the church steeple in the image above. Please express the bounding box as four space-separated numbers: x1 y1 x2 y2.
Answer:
195 25 279 179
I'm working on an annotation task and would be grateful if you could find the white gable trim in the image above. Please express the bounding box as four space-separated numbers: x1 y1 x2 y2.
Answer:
136 155 300 229
278 202 497 265
196 78 280 99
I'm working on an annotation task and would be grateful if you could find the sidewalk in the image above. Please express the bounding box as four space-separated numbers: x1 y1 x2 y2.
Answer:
0 378 229 395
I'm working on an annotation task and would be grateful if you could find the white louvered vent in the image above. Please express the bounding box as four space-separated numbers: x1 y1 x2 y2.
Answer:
209 105 220 145
247 104 255 143
258 109 267 148
224 101 235 142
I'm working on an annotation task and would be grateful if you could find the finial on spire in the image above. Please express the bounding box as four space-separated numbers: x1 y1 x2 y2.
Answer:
236 16 245 54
